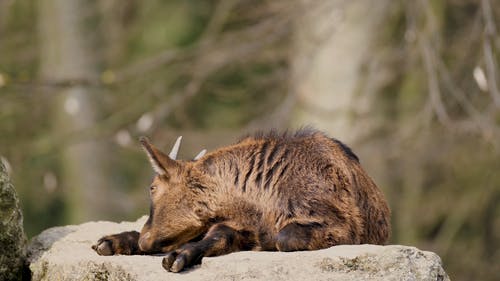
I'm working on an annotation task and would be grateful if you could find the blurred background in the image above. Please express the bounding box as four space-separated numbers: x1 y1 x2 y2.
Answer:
0 0 499 280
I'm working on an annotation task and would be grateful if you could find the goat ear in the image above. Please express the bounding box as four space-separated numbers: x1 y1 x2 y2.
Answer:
139 137 179 176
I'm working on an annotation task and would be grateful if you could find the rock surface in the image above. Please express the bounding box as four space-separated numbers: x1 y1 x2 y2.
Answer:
27 217 449 281
0 159 27 281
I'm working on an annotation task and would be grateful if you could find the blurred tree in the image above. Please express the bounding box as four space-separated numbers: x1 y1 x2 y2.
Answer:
37 0 116 222
291 0 389 141
289 0 392 193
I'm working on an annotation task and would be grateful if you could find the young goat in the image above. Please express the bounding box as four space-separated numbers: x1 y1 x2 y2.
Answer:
93 129 391 272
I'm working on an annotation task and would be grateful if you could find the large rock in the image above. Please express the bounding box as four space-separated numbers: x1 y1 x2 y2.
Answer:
0 160 27 281
27 217 449 281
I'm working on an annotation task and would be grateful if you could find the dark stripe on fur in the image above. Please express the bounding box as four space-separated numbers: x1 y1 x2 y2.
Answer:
234 165 240 188
242 154 256 192
254 142 269 187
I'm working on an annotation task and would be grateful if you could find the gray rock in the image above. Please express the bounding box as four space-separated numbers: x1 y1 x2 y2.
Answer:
27 217 449 281
0 159 27 281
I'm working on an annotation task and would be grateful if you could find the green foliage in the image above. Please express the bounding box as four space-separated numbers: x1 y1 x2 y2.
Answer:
184 63 285 128
369 2 500 280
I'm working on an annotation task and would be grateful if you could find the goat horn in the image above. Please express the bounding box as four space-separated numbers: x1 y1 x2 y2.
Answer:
193 149 207 160
168 136 182 160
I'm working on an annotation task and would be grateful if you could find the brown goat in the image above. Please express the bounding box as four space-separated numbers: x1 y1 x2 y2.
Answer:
93 128 391 272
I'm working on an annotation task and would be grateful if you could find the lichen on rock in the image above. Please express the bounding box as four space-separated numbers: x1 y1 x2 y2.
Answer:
0 159 27 281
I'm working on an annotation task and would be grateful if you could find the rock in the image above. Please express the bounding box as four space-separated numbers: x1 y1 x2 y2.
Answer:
0 159 27 281
27 217 449 281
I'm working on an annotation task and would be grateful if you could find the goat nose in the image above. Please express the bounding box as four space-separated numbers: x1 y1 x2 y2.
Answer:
138 232 151 251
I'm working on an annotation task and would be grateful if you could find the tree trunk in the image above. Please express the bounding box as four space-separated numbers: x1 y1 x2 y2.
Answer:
290 0 389 143
38 0 114 223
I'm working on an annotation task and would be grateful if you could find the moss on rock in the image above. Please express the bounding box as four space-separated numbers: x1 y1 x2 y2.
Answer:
0 160 27 281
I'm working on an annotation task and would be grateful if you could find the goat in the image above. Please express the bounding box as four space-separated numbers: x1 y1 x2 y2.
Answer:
93 128 391 272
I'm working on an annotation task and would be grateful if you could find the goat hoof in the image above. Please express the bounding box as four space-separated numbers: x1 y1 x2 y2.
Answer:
162 252 177 271
92 239 113 256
